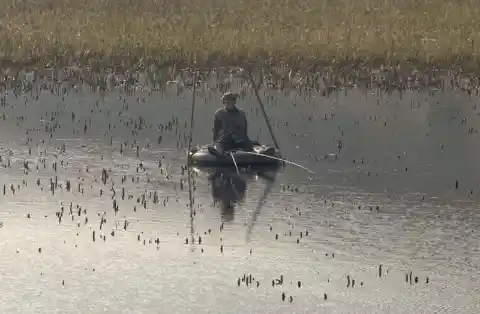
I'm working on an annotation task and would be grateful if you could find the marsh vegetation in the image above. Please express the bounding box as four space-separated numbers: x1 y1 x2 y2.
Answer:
1 0 479 70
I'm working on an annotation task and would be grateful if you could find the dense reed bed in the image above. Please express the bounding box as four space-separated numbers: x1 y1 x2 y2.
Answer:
1 0 479 70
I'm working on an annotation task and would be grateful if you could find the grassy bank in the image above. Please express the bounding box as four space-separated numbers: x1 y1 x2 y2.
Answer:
1 0 479 70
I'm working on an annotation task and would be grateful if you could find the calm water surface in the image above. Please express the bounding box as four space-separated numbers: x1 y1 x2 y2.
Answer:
0 79 479 313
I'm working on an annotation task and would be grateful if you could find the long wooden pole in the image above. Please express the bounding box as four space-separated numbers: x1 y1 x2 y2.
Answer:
186 69 197 251
247 70 281 152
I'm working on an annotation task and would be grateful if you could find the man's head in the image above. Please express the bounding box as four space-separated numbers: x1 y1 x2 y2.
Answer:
221 92 238 110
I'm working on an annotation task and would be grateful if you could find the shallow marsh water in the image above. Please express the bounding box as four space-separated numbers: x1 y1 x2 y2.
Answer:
0 77 479 313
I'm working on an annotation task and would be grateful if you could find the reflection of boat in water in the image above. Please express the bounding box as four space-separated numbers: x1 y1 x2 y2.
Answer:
192 165 279 223
210 169 247 222
188 141 281 168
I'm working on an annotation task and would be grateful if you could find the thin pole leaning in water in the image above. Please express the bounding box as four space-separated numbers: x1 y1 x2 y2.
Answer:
246 173 276 242
247 70 281 152
186 69 197 250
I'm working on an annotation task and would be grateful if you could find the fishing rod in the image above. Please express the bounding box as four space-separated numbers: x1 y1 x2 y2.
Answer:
241 151 315 174
229 152 240 174
247 70 281 152
186 69 197 251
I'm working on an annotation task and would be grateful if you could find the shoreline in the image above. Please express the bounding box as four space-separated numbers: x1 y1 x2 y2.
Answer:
0 56 478 95
0 53 479 74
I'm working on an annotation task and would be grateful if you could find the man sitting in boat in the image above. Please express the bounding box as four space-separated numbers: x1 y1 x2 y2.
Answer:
211 92 254 155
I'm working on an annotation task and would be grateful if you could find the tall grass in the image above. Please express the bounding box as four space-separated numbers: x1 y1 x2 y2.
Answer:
1 0 479 70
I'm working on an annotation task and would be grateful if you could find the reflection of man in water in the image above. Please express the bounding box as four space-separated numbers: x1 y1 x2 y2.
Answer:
218 199 235 223
210 170 247 222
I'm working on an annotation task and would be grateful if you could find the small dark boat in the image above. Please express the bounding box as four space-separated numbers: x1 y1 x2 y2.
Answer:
187 141 281 168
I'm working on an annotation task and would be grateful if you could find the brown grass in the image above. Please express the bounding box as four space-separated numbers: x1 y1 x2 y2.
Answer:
1 0 479 70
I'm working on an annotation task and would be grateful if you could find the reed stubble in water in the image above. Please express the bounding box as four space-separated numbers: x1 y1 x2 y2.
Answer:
0 0 480 70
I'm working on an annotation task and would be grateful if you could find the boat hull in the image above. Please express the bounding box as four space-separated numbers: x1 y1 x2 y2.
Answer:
188 143 281 168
